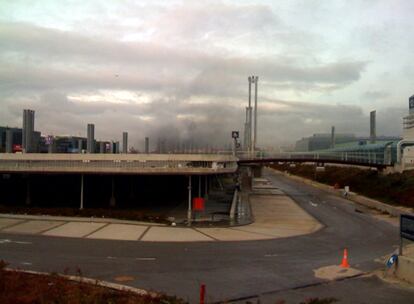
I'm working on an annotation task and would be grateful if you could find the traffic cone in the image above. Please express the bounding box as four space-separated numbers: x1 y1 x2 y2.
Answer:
341 248 350 268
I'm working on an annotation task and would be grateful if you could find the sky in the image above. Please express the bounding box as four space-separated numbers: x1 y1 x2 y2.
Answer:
0 0 413 150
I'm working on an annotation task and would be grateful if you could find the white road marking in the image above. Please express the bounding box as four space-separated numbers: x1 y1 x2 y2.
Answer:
309 201 318 207
21 262 32 265
107 256 116 259
0 239 32 245
264 254 278 257
135 257 156 261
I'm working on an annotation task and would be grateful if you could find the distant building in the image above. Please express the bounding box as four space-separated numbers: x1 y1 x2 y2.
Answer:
403 94 414 140
87 124 95 153
0 126 40 153
52 136 87 153
295 133 356 152
22 109 35 153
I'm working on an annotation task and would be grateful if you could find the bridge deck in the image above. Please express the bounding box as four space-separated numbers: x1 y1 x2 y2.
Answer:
0 154 238 175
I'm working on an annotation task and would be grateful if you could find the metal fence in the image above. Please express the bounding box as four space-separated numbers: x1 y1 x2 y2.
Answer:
237 151 390 165
0 159 238 173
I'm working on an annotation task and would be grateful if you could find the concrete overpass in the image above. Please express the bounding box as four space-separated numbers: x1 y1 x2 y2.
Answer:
0 154 238 223
0 153 238 175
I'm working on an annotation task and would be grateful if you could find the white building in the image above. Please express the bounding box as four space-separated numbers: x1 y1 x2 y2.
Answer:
398 95 414 171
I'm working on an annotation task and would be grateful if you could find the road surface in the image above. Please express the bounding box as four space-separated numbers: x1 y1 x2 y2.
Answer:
0 168 413 303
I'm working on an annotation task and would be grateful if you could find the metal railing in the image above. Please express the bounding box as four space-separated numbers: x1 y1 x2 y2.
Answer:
237 151 391 165
0 159 238 173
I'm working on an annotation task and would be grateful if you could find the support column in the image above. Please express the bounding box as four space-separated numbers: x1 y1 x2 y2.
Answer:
187 176 192 225
110 176 116 207
128 176 135 201
25 177 31 206
80 174 84 210
198 175 201 197
204 176 208 199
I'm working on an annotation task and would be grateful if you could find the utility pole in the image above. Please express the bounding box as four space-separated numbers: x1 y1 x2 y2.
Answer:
248 77 252 153
253 76 259 152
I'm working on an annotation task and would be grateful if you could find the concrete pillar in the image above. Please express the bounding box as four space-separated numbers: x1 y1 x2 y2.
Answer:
109 176 116 207
25 177 31 206
204 175 208 199
198 175 201 197
80 174 84 210
122 132 128 154
187 176 192 225
5 129 13 153
128 176 135 201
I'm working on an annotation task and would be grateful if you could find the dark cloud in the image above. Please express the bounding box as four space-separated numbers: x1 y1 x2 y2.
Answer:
0 22 366 96
1 88 404 151
0 1 407 150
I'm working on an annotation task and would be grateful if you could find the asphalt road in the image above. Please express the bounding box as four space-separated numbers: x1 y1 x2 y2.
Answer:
1 169 413 303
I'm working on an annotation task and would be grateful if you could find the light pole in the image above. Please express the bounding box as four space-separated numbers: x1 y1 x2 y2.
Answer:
253 76 259 152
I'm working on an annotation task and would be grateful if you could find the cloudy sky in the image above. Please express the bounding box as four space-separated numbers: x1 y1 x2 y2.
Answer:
0 0 413 149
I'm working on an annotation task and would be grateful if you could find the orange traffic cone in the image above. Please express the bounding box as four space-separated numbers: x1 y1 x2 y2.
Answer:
341 248 350 268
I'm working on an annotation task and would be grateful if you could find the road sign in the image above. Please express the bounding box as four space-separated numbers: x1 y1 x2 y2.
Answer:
386 254 398 268
231 131 239 139
401 214 414 242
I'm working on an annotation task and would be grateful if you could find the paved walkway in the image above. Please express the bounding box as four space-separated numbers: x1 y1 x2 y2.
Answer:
0 178 322 242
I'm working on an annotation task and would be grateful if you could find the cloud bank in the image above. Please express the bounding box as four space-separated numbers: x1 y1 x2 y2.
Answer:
0 1 412 150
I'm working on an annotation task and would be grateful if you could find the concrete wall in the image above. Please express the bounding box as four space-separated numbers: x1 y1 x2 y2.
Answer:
402 146 414 171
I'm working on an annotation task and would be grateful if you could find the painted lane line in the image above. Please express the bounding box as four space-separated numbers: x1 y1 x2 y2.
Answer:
135 257 156 261
21 262 32 265
0 239 32 245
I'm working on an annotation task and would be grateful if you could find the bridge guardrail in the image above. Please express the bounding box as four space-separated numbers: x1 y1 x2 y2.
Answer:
236 151 390 166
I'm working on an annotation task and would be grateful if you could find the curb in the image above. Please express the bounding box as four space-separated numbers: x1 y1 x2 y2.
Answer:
267 168 414 217
0 213 166 226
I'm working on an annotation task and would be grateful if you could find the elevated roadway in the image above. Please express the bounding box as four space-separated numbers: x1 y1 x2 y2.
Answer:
0 153 238 175
237 151 392 169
